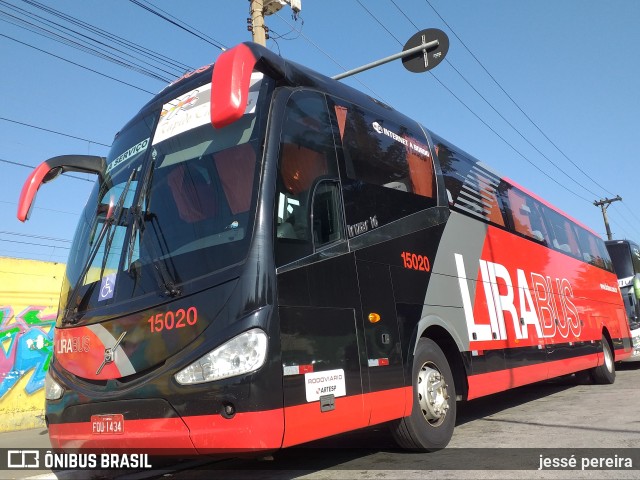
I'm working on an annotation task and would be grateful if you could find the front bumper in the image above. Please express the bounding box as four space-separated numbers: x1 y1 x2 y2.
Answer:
48 400 284 454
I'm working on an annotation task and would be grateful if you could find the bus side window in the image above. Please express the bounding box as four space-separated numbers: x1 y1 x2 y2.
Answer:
506 188 535 239
332 99 437 227
275 91 339 267
570 218 614 270
545 207 583 259
528 200 551 245
433 137 474 205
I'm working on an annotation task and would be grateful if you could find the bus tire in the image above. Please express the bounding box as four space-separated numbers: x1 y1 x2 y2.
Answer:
590 336 615 385
391 338 456 451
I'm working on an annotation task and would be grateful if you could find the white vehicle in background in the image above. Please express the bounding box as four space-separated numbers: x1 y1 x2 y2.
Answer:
606 239 640 361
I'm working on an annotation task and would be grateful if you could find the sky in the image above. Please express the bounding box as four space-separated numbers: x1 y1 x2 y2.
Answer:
1 0 639 264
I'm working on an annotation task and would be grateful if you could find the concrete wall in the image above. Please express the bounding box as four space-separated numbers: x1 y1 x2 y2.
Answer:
0 257 65 432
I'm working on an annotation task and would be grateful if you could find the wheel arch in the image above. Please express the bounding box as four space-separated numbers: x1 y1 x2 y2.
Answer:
601 326 614 360
415 317 469 402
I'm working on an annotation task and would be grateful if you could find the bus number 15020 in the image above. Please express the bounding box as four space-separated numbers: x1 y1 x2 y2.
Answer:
148 307 198 333
401 251 431 272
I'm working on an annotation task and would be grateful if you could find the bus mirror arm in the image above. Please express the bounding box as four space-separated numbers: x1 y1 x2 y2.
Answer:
17 154 106 222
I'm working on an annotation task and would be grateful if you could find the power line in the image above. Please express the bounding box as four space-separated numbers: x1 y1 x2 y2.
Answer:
128 0 227 51
609 203 640 240
0 199 80 216
270 14 304 41
428 71 591 202
0 117 111 147
0 230 72 243
0 250 69 261
0 158 95 182
621 202 640 228
0 33 156 95
0 1 175 82
386 1 599 198
389 0 419 30
0 238 71 249
421 0 614 197
354 0 591 202
448 60 602 193
397 0 640 237
274 11 387 102
21 0 194 73
355 0 402 43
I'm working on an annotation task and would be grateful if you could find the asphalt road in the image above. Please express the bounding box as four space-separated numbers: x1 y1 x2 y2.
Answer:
3 363 639 480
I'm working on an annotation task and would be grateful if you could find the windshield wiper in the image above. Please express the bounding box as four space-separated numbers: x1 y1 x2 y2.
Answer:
62 168 137 324
127 161 181 297
99 170 137 280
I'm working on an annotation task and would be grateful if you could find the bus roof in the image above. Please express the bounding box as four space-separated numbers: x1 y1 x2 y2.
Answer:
128 42 422 142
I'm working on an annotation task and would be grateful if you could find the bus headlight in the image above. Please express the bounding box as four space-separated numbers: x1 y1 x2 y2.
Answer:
45 371 64 400
175 328 268 385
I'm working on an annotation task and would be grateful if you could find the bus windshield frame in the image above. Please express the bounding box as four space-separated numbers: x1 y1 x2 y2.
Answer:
608 242 637 279
60 71 273 324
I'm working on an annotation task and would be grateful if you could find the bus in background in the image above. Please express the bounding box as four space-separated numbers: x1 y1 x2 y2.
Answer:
605 239 640 361
18 42 632 453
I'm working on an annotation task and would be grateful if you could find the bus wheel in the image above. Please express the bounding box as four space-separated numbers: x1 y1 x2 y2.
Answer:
391 338 456 451
590 336 616 385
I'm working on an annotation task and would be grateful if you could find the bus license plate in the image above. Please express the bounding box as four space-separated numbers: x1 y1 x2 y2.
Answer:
91 414 124 435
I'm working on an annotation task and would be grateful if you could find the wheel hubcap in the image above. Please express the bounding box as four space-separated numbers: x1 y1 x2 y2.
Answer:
417 362 450 426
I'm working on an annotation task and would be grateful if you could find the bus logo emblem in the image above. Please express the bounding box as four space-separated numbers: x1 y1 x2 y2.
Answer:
96 331 127 375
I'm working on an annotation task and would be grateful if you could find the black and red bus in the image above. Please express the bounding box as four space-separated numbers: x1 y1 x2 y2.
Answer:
18 42 632 452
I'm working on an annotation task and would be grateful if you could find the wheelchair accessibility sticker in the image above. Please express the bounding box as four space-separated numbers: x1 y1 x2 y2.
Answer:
99 273 116 301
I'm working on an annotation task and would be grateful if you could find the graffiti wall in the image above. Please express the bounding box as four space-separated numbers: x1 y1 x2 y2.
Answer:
0 257 65 432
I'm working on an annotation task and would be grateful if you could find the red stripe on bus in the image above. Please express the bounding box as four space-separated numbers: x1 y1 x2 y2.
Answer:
183 408 284 453
282 387 411 447
47 389 411 452
48 410 284 453
615 345 632 361
467 352 600 400
366 386 412 426
48 417 196 451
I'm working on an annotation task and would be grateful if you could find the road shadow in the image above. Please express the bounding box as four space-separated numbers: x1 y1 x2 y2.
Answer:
617 361 640 371
455 375 582 427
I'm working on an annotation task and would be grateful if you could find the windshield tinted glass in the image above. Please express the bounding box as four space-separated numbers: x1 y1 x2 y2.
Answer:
61 73 269 321
607 243 634 278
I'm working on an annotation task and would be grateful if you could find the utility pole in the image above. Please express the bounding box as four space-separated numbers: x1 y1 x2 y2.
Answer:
249 0 267 46
594 195 622 240
248 1 301 47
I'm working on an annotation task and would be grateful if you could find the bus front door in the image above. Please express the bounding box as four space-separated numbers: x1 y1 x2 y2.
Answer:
277 257 365 447
356 259 407 425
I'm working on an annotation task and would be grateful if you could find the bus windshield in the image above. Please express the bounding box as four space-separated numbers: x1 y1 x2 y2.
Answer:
608 242 635 279
61 73 269 322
